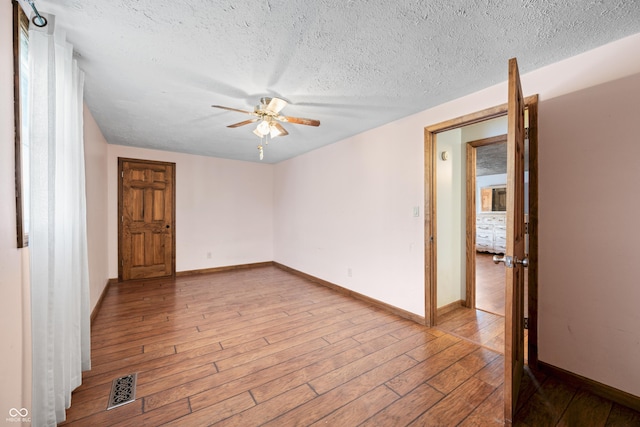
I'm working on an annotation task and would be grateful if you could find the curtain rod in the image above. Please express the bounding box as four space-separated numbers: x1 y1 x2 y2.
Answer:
26 0 48 27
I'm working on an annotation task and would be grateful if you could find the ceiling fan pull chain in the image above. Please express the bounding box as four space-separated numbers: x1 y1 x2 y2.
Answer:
258 135 264 160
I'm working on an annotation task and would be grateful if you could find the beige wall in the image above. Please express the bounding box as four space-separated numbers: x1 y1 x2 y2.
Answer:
106 145 275 279
84 106 110 310
1 1 31 421
538 72 640 395
273 122 426 315
436 128 465 308
275 33 640 397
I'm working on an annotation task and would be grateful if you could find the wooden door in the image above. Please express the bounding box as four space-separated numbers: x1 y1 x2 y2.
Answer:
118 158 175 281
504 58 527 424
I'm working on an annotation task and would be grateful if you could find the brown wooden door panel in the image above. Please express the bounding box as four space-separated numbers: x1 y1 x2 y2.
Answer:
504 58 527 425
119 158 175 281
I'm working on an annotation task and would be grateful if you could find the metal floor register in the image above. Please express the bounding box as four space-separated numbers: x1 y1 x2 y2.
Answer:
107 373 138 410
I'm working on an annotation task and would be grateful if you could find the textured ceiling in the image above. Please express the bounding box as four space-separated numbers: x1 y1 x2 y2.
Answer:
33 0 640 163
476 143 508 176
475 141 529 176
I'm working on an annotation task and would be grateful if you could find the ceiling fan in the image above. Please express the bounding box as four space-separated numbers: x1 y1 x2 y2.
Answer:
212 97 320 160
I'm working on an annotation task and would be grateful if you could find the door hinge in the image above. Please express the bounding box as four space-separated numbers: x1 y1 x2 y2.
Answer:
121 215 124 222
121 260 124 266
121 171 124 178
524 317 529 329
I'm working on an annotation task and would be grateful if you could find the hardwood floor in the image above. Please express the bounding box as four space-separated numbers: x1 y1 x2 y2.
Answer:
437 253 527 356
435 307 505 354
475 252 528 318
60 265 640 426
475 253 506 316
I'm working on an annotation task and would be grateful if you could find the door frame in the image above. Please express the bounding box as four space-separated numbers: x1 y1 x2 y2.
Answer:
465 133 508 311
423 95 539 367
118 157 177 281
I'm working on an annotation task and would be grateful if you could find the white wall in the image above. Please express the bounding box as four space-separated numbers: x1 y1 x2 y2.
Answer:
0 1 31 420
463 116 508 143
84 106 110 309
273 122 425 315
436 129 465 308
274 32 640 396
106 145 274 278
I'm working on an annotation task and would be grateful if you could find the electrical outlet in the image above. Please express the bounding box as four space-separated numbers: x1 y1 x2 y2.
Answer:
207 252 212 259
347 268 352 277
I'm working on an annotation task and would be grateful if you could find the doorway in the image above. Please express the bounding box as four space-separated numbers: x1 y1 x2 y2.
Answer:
468 131 529 319
118 158 176 281
423 96 538 366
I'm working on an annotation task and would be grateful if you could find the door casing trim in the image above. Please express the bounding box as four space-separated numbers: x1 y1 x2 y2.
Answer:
423 95 539 367
118 157 177 281
466 133 508 311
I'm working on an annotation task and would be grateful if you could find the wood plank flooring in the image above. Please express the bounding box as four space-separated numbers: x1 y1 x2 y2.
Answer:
475 252 528 318
60 265 640 426
437 253 508 354
439 252 526 356
475 253 506 316
435 307 505 354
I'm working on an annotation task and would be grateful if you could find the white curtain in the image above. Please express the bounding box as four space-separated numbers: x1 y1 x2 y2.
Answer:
29 16 91 427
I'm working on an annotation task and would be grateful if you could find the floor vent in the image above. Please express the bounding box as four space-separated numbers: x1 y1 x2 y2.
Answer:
107 373 137 410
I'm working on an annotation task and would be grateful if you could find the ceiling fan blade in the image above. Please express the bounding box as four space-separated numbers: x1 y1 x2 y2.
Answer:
280 115 321 127
227 118 259 128
274 122 289 136
212 105 254 115
266 97 288 114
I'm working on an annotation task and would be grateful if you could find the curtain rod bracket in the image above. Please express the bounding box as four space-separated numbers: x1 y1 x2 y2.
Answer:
26 0 48 27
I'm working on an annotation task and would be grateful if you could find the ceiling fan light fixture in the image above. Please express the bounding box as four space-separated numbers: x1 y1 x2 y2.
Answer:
212 96 320 161
269 124 282 138
256 120 271 136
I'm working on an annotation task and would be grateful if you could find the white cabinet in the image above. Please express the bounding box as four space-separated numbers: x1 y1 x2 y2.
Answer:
475 212 529 254
476 213 507 254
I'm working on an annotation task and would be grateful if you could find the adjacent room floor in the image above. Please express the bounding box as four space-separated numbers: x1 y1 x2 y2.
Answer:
60 266 640 426
435 252 528 357
475 252 507 317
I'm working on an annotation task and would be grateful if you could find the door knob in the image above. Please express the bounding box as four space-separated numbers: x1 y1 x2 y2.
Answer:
493 255 528 268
